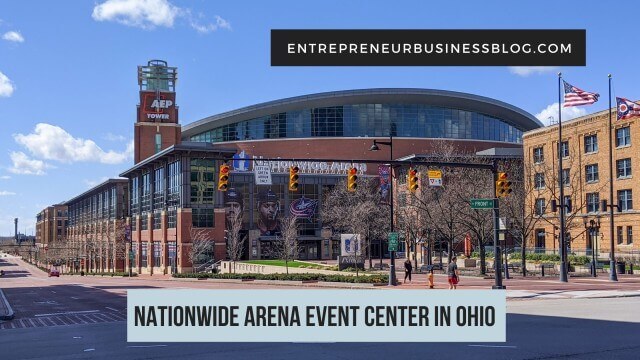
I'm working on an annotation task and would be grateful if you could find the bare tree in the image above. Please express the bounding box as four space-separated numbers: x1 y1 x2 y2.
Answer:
323 178 389 269
276 215 299 274
187 226 214 273
226 211 245 273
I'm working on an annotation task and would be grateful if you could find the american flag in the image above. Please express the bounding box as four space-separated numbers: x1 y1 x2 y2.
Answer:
616 97 640 120
563 81 599 107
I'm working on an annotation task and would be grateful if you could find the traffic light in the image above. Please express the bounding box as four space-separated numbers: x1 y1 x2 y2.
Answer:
218 164 230 191
289 166 299 191
496 172 512 198
408 167 419 192
347 167 358 192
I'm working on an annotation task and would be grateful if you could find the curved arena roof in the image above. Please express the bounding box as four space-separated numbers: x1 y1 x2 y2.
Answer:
181 88 542 139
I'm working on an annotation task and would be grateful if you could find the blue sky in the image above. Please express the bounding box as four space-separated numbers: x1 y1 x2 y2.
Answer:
0 0 638 236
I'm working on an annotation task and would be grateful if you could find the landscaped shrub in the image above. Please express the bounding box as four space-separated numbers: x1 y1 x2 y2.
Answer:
173 272 388 284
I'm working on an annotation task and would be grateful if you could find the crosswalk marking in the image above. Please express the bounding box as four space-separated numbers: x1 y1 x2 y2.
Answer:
0 311 126 330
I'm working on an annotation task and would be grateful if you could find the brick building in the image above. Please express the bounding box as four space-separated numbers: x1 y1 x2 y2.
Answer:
523 108 640 258
66 179 129 272
35 204 68 248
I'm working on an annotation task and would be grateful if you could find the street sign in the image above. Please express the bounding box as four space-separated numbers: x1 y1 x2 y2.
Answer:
428 169 442 187
254 165 273 185
129 251 134 260
470 199 495 209
388 232 399 252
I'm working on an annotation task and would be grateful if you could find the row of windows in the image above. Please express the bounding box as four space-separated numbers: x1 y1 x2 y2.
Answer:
534 190 633 215
68 187 122 226
534 158 633 189
130 241 179 268
533 126 632 163
535 226 633 247
190 104 524 144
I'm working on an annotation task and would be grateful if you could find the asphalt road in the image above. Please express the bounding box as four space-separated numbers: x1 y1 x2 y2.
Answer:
1 298 640 360
2 256 640 359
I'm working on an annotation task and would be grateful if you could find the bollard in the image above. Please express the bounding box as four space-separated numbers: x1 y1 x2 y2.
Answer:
629 264 634 275
541 265 545 277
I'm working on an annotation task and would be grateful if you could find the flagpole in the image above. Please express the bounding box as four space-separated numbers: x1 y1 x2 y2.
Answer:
608 74 618 281
557 73 568 282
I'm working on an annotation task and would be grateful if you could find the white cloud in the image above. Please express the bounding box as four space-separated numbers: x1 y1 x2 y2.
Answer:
0 71 15 97
92 0 180 29
509 67 559 77
8 152 51 175
13 123 133 164
92 0 230 33
189 14 231 33
2 31 24 43
535 102 588 126
103 132 127 141
0 191 16 196
0 175 10 180
84 177 110 188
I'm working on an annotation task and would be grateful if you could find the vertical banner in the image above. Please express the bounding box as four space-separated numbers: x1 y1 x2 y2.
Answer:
378 165 391 204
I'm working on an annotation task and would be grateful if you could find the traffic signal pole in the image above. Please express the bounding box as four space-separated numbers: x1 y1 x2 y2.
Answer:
492 164 505 289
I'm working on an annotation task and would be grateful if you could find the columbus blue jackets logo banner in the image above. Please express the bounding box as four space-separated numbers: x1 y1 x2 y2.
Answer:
289 196 318 219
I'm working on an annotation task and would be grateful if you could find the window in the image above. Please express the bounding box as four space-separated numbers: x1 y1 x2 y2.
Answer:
586 193 600 213
153 241 161 267
535 229 546 251
533 147 544 163
618 189 633 211
153 211 162 229
562 169 570 187
131 242 138 268
563 195 572 214
167 207 177 228
585 164 599 183
155 133 162 154
627 226 633 244
584 134 598 153
141 214 148 230
534 173 545 189
616 158 632 179
192 208 214 228
559 141 569 158
535 198 546 216
141 242 148 267
617 226 623 245
616 127 631 147
190 159 215 204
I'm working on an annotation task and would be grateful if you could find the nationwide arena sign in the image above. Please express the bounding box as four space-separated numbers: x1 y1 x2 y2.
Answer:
233 151 367 175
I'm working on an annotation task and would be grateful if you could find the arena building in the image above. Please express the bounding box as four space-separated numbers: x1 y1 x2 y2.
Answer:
38 60 543 274
181 86 542 261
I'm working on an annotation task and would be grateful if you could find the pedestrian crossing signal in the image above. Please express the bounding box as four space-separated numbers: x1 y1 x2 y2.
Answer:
218 164 230 191
347 167 358 192
289 166 299 191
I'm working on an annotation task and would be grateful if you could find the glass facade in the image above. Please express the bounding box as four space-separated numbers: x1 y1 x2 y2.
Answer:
190 104 524 144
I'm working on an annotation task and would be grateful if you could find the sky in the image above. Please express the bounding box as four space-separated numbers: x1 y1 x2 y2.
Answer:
0 0 638 236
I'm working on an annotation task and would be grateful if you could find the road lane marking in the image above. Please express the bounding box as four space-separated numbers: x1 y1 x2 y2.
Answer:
83 349 95 352
73 336 82 339
105 307 119 312
127 345 168 348
468 345 517 348
35 310 100 317
71 297 80 300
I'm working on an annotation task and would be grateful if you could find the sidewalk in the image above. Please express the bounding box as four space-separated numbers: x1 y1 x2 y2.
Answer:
0 257 15 320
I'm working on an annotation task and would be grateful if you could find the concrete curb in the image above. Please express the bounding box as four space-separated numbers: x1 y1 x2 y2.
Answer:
0 288 15 320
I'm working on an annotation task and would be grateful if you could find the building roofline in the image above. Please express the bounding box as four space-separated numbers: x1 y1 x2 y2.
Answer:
64 178 129 205
119 142 237 177
181 88 542 138
523 106 620 138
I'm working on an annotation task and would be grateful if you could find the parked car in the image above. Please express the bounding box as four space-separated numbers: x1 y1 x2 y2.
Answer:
49 267 60 277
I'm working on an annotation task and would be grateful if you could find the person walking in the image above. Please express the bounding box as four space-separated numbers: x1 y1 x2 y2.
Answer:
404 258 413 283
448 255 459 290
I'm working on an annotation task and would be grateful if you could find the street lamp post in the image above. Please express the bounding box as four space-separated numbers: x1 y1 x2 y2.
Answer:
583 216 601 277
369 135 397 286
